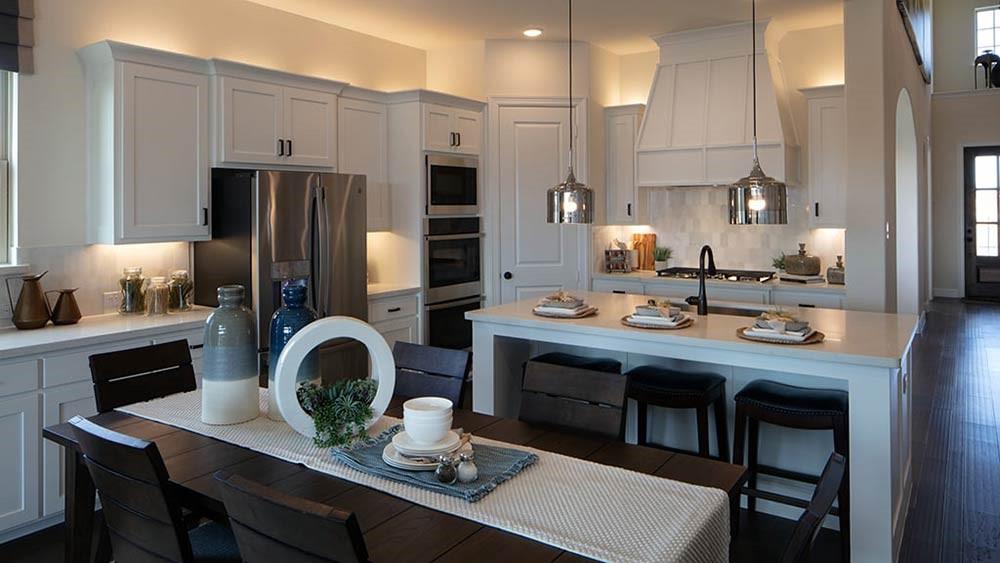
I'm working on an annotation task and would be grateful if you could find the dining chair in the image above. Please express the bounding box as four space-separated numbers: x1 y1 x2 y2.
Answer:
780 452 848 563
392 341 471 406
518 355 628 438
68 416 241 563
89 339 197 413
214 472 370 563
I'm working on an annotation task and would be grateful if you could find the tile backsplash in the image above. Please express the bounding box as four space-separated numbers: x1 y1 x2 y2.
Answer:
595 186 845 273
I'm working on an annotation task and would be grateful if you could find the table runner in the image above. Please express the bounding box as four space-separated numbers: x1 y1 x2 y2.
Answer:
119 389 729 562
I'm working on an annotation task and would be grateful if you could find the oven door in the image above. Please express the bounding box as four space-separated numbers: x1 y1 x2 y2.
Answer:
425 296 484 350
426 154 478 215
424 233 483 304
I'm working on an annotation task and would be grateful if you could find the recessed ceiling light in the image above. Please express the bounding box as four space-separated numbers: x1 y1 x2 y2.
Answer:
523 28 543 38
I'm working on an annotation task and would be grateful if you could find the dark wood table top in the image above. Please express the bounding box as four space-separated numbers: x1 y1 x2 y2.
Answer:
43 398 747 562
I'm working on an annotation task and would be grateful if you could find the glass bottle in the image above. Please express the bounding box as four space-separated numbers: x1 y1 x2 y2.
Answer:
201 285 259 425
168 269 194 312
119 267 147 314
145 276 170 316
267 281 319 421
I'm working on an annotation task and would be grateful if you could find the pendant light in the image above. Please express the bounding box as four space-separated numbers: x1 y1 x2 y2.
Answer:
546 0 593 224
729 0 787 225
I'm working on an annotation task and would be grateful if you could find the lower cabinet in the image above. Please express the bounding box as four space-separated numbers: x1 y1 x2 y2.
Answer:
41 382 97 516
591 279 645 295
373 316 419 348
368 290 421 347
770 289 845 310
0 393 40 532
591 278 844 309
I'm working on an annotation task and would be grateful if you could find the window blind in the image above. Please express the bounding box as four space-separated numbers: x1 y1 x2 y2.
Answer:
0 0 32 73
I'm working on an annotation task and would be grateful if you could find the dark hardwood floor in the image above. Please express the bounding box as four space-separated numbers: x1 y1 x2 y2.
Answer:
5 299 995 562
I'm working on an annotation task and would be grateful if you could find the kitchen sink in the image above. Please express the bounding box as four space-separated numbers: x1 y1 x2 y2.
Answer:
671 301 766 318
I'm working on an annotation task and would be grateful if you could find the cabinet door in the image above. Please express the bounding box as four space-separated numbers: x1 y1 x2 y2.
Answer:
41 382 97 516
373 316 419 348
284 87 338 168
808 96 846 228
120 63 210 242
423 103 455 152
592 279 645 295
339 98 390 231
606 113 638 224
218 76 284 165
771 290 844 309
453 109 482 156
0 393 39 532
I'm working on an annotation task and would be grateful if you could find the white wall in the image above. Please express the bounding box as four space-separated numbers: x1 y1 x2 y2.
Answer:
619 50 658 105
426 41 486 101
934 0 1000 93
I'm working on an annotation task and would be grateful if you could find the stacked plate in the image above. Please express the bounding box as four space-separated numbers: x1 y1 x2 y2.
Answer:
382 430 463 471
532 292 597 318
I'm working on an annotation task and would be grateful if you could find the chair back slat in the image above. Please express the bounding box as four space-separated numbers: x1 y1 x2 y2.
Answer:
519 361 627 438
392 342 471 405
70 416 193 563
215 472 369 563
89 340 197 413
781 453 847 563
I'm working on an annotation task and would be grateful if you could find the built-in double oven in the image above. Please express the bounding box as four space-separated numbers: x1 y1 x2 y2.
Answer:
423 216 483 350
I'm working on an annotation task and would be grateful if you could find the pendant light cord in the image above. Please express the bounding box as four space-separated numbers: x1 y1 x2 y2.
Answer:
751 0 758 163
567 0 574 172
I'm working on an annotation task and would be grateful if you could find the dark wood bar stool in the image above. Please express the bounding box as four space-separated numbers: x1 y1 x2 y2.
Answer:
625 366 729 462
733 379 850 561
520 353 624 437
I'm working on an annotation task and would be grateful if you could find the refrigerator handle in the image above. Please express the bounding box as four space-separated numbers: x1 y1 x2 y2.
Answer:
309 186 319 313
316 185 330 318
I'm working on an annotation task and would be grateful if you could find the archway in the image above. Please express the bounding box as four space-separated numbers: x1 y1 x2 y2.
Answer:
895 89 920 314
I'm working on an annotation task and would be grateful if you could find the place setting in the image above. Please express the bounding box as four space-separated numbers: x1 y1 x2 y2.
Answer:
621 299 695 330
737 310 825 345
532 291 598 319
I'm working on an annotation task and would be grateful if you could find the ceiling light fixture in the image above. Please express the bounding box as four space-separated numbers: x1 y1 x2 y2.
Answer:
546 0 593 224
523 28 543 38
728 0 787 225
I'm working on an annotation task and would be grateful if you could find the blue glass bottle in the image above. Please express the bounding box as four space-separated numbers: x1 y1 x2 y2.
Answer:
267 282 319 421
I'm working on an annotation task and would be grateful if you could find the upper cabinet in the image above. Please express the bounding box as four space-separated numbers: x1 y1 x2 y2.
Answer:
802 85 846 229
212 60 345 168
605 105 646 225
422 103 481 155
80 41 211 244
339 91 391 232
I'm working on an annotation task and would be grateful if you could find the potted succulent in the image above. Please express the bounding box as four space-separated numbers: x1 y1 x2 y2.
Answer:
296 379 380 448
653 247 673 272
772 252 786 273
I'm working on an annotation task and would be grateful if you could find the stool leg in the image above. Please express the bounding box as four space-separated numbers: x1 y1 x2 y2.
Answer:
834 415 850 562
713 395 730 463
747 418 760 514
696 406 710 458
733 404 746 467
636 400 648 446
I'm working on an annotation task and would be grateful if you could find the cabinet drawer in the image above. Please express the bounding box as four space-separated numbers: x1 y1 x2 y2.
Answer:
592 279 644 295
771 290 844 310
368 294 419 323
0 359 40 397
43 338 150 387
642 284 692 299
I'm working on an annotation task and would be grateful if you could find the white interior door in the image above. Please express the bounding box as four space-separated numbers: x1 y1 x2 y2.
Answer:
498 105 582 303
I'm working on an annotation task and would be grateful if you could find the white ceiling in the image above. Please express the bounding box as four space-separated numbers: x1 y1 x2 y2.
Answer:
246 0 843 55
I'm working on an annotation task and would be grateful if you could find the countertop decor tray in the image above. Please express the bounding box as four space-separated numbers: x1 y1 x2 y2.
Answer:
736 327 825 345
620 315 694 330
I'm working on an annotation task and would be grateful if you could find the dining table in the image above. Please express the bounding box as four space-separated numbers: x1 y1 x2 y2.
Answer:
43 396 748 563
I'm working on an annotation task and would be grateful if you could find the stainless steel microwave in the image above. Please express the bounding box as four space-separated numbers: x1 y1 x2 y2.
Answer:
426 154 478 215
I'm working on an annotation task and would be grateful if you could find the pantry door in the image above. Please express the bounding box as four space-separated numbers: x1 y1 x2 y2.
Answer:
496 103 587 304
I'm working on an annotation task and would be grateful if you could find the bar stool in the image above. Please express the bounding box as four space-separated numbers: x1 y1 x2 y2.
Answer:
625 366 729 462
525 352 622 375
733 379 849 561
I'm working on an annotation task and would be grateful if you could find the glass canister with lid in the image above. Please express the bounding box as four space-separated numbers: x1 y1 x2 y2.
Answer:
146 276 170 316
119 267 148 314
168 269 194 312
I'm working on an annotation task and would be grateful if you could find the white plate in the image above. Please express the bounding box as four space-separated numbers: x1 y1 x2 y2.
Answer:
382 444 438 471
392 430 461 456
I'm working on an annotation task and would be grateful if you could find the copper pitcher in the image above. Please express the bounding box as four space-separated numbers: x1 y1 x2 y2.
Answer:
46 288 82 325
5 271 51 329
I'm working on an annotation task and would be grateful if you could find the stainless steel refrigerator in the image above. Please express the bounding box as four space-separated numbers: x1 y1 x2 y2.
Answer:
193 169 368 383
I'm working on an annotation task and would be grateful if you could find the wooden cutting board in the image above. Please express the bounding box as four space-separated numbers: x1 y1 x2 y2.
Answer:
632 234 656 271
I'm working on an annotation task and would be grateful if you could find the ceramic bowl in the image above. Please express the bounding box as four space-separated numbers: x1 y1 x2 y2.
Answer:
403 397 453 419
404 416 453 445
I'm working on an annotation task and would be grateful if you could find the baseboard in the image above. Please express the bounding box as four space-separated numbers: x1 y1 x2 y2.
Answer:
0 513 64 544
933 287 960 299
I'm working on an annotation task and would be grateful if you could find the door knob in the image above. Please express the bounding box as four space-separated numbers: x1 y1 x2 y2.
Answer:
503 272 513 280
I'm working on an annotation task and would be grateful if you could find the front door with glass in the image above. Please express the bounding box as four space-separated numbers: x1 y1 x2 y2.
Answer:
965 146 1000 299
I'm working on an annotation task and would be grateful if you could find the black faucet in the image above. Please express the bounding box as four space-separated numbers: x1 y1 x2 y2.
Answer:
696 245 717 316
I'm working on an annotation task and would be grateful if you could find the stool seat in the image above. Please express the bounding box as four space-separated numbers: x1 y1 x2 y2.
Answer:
529 352 621 374
735 380 847 416
627 366 725 396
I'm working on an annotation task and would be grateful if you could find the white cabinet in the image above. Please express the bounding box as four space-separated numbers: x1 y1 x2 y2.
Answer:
373 317 419 349
369 291 421 346
80 42 211 244
771 289 844 309
216 75 338 168
0 393 40 531
803 85 846 228
422 103 481 155
605 105 645 224
339 96 391 231
41 382 96 516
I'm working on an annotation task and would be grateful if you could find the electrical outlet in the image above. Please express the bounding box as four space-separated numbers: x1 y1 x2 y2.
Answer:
103 291 121 314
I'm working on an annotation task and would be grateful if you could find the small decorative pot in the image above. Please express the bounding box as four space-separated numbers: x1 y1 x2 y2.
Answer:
201 285 259 425
267 282 319 421
784 243 821 276
654 260 669 272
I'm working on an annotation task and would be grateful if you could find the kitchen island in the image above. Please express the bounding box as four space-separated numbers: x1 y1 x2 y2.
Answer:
466 291 919 562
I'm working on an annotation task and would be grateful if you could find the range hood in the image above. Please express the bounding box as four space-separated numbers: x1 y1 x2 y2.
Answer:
636 20 799 188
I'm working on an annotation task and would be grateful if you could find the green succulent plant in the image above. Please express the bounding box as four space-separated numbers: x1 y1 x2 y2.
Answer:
653 246 673 262
772 253 787 271
296 378 379 448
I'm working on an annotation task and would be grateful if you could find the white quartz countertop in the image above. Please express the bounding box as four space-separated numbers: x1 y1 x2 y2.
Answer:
592 271 847 293
367 283 421 299
467 291 917 368
0 308 212 360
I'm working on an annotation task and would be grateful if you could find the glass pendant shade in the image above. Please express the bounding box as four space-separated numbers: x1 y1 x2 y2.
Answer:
547 168 593 224
729 158 788 225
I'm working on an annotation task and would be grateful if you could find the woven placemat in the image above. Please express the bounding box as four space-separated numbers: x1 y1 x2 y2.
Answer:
620 315 694 330
736 327 825 345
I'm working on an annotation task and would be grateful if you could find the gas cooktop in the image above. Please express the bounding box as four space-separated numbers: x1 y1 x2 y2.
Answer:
655 267 776 283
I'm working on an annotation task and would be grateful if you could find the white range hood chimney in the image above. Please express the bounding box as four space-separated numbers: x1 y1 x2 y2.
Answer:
636 20 799 188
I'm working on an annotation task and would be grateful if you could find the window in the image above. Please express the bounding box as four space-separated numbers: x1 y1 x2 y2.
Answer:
975 154 1000 257
977 5 1000 57
0 72 8 265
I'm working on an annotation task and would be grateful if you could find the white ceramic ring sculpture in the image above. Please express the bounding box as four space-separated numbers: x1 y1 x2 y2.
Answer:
272 316 395 438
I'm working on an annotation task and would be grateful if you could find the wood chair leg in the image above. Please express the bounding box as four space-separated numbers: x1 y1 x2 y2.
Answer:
64 450 97 563
713 395 730 463
747 418 760 513
636 401 648 445
834 415 850 562
696 406 710 458
733 404 746 467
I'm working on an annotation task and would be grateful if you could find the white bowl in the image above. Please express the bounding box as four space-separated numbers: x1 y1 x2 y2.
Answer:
404 417 452 445
403 397 453 418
